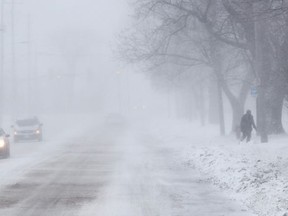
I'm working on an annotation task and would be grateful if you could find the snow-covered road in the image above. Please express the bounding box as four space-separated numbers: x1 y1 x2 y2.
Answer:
0 124 255 216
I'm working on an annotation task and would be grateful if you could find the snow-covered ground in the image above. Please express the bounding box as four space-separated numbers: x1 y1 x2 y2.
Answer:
0 115 283 216
147 119 288 216
79 121 256 216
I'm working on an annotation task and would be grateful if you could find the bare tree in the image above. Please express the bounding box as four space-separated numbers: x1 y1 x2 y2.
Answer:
119 0 256 135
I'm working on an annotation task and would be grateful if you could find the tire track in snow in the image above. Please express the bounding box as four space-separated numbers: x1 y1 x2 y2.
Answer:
0 139 120 216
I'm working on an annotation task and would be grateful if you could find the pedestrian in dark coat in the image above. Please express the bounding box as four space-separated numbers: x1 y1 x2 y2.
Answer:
240 110 257 142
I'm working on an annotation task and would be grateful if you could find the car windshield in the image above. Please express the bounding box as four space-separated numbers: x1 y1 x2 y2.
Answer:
16 119 39 127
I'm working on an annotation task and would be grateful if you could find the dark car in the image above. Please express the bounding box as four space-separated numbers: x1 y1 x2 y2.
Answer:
12 117 43 142
0 128 10 158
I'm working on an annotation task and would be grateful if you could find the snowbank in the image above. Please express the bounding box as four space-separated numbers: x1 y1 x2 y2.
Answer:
148 119 288 216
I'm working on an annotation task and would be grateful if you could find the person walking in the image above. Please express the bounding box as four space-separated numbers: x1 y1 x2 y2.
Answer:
240 110 257 142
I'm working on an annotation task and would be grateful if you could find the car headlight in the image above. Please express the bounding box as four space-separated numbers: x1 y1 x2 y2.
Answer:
14 131 17 135
36 130 40 134
0 139 5 148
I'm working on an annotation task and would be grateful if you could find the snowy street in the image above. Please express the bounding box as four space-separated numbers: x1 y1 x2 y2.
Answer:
0 0 287 215
0 123 254 216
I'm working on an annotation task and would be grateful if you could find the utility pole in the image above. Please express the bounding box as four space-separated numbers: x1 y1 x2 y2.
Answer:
26 14 32 113
10 0 18 118
18 14 32 114
11 0 15 75
0 0 5 125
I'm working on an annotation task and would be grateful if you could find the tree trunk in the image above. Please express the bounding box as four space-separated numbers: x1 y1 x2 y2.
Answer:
231 101 244 132
209 38 250 134
209 77 219 124
217 80 225 135
193 83 206 126
269 100 285 134
266 87 285 134
254 1 270 143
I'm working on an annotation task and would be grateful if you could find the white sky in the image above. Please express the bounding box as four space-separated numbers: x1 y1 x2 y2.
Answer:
1 0 166 116
24 0 130 55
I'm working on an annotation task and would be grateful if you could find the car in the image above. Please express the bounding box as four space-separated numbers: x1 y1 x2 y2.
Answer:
12 117 43 142
0 128 10 158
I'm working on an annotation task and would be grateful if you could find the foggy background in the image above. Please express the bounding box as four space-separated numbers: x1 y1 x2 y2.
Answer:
1 0 287 139
1 1 288 216
0 0 169 123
